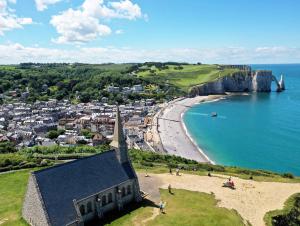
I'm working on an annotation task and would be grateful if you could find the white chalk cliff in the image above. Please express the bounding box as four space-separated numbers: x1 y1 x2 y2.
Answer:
190 70 284 96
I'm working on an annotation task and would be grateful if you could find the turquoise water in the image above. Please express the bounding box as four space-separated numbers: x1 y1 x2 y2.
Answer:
183 64 300 175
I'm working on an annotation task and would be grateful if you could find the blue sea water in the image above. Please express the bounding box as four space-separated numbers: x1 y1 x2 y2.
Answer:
183 64 300 175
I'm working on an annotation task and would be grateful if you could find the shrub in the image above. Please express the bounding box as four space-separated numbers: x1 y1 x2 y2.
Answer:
46 130 60 139
270 195 300 226
40 159 48 166
282 173 294 179
141 161 154 167
3 158 12 167
0 142 17 153
0 154 27 167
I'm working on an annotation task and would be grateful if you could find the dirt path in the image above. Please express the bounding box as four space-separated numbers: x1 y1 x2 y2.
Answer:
138 173 300 226
0 219 8 225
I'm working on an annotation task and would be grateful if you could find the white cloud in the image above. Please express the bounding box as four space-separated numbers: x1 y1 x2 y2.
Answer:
50 8 111 44
50 0 144 44
109 0 142 20
115 29 123 34
1 43 300 64
34 0 62 11
0 0 33 35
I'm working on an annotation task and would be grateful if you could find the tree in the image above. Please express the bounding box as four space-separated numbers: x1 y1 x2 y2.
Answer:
81 129 93 139
0 142 17 153
46 129 65 140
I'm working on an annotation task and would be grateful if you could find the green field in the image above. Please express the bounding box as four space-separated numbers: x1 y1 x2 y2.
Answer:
0 169 244 226
109 189 246 226
0 170 30 226
137 64 241 92
1 150 299 225
1 167 298 226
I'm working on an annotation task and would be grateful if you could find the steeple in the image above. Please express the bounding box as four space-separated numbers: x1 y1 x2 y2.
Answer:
110 106 129 163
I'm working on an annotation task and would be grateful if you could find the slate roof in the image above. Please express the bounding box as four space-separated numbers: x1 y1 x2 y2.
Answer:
33 150 136 226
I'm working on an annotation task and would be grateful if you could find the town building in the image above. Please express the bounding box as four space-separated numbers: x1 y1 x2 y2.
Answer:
22 107 142 226
106 86 120 93
132 84 143 93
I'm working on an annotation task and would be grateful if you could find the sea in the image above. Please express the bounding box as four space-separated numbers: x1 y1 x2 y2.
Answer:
183 64 300 175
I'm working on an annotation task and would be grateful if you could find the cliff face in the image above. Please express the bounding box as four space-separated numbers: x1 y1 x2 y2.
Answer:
190 70 276 96
189 79 225 96
222 72 253 92
252 71 273 92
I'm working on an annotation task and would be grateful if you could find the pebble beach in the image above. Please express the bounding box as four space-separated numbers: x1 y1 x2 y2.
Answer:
157 95 224 163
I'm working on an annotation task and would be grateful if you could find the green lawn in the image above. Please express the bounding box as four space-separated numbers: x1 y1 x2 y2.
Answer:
137 64 241 92
148 189 246 226
0 170 30 226
0 167 298 226
108 189 246 226
0 170 244 226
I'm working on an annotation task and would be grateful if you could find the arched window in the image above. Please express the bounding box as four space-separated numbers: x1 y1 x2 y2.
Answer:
127 185 131 195
87 202 92 213
122 187 126 197
79 205 85 216
108 193 113 203
102 195 107 206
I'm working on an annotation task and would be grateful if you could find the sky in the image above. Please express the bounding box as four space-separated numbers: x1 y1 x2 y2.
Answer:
1 0 300 64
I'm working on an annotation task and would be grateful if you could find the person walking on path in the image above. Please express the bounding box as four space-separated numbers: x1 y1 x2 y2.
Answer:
176 168 180 176
162 202 166 214
159 201 163 213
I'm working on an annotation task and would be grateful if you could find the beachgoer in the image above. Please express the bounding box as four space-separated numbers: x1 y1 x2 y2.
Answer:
176 168 180 176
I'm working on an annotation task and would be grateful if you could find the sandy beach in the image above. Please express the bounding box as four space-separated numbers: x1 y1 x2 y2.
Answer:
157 95 224 163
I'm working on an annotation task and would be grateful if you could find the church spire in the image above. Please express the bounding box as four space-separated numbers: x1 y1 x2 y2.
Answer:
110 106 129 163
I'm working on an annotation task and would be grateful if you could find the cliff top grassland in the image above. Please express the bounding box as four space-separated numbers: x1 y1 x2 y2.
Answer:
136 64 242 92
1 148 300 226
0 170 245 226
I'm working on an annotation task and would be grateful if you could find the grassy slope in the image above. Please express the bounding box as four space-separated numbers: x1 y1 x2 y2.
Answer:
87 189 245 226
137 64 240 92
264 193 300 226
1 166 298 226
0 169 245 226
148 189 245 226
0 170 30 226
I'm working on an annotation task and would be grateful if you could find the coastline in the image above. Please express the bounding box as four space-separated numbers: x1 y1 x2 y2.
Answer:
180 111 215 164
156 95 226 164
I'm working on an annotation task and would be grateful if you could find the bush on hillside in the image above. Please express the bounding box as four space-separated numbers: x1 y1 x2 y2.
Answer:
46 129 65 139
271 195 300 226
0 153 53 172
20 144 109 156
282 173 294 179
0 142 17 153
